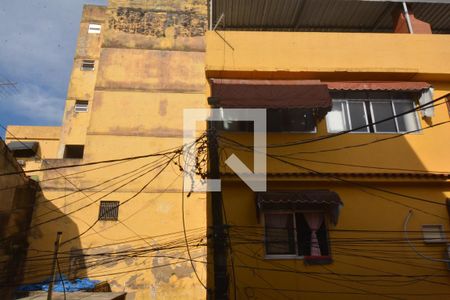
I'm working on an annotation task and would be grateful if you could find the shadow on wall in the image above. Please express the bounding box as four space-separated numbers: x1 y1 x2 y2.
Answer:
0 183 38 299
17 190 87 296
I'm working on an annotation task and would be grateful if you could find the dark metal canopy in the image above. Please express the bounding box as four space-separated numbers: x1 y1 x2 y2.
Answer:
210 79 332 108
211 0 450 33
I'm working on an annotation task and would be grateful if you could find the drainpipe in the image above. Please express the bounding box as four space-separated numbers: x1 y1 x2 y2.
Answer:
209 0 213 30
207 97 229 300
402 2 414 34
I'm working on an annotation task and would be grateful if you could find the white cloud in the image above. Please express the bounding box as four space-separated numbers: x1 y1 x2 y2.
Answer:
0 84 64 124
0 0 107 126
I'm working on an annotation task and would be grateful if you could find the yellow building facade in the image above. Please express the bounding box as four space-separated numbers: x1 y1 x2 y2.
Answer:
7 1 208 299
205 1 450 299
3 0 450 299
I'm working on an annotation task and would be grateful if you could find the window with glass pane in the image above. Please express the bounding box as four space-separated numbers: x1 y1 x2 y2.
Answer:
219 108 315 132
284 109 315 132
371 101 397 132
394 101 419 132
327 91 420 134
295 213 330 256
348 101 369 132
326 100 348 132
264 213 296 255
264 212 331 259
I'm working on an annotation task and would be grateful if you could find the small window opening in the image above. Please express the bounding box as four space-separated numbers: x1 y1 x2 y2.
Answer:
99 201 119 221
63 145 84 159
75 100 89 113
326 91 421 134
88 24 101 34
8 141 39 158
264 212 330 258
81 60 95 71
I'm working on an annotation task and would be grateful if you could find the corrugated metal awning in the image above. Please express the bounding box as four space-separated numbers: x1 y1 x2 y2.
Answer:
210 79 332 108
325 81 431 91
256 190 343 224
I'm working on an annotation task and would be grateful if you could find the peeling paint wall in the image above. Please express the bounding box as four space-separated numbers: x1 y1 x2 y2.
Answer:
12 1 209 300
5 126 61 180
59 5 107 155
206 28 450 300
103 0 206 51
109 7 206 38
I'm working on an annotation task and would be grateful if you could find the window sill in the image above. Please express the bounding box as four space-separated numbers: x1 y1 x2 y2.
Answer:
220 131 317 134
304 255 333 265
264 254 302 260
263 255 333 265
423 239 447 244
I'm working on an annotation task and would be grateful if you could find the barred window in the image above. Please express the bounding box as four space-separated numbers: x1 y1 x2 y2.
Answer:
98 201 120 221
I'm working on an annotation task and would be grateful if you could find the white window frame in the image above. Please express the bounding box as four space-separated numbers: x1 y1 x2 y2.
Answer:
88 23 101 34
327 94 421 134
74 100 89 113
326 100 347 133
264 211 299 259
347 100 370 133
263 210 329 260
392 99 421 133
326 100 370 133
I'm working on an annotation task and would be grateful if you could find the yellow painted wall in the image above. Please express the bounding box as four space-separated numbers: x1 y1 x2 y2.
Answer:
11 1 209 300
217 84 450 175
6 4 450 300
207 30 450 299
206 31 450 81
221 180 450 300
59 5 105 153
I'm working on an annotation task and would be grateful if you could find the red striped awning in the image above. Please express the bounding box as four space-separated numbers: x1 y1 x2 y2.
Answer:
325 81 431 91
256 190 343 225
210 79 332 108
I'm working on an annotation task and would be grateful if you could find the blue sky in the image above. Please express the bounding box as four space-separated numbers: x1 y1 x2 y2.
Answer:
0 0 107 139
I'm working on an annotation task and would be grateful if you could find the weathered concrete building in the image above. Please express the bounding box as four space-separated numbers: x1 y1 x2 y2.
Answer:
4 0 450 299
